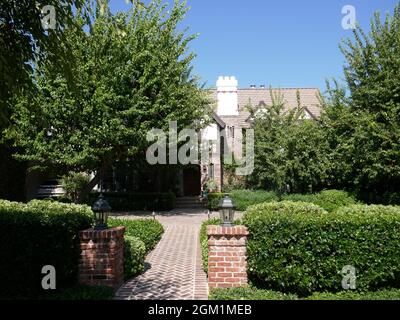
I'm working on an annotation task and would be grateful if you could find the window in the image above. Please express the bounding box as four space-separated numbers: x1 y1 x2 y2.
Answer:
229 126 235 139
208 163 214 179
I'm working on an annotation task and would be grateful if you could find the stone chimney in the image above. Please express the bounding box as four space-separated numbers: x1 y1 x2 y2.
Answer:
216 76 239 116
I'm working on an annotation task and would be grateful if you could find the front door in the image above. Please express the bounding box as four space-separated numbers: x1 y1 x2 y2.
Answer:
183 166 201 196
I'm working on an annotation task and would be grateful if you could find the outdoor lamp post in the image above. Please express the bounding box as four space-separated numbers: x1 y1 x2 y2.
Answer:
92 194 111 230
218 194 235 227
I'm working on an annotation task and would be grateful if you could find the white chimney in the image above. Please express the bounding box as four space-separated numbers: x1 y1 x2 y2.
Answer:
216 76 239 116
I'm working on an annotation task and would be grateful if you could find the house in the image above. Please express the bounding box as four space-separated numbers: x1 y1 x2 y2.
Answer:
196 76 321 195
25 76 321 200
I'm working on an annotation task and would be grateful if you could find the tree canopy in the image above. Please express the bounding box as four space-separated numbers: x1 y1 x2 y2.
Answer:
247 90 329 194
6 0 209 202
322 4 400 199
0 0 92 128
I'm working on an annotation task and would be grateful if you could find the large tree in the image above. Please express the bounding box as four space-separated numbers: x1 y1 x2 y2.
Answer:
0 0 92 127
248 90 329 194
6 0 209 202
322 4 400 198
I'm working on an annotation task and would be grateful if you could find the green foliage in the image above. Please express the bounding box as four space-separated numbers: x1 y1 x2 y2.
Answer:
61 172 91 203
247 90 329 194
0 0 87 127
0 199 93 298
207 193 225 210
124 235 146 279
209 287 298 300
209 287 400 300
307 289 400 300
335 204 400 216
282 189 357 212
207 190 278 211
88 192 176 211
108 217 164 253
6 0 210 201
321 5 400 197
243 202 400 296
231 190 278 211
204 179 218 192
200 218 221 272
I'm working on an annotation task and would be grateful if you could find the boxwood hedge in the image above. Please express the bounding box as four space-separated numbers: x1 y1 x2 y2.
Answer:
209 287 400 300
0 200 93 298
243 201 400 296
209 287 298 300
207 190 278 211
108 217 164 253
124 236 146 279
282 189 357 212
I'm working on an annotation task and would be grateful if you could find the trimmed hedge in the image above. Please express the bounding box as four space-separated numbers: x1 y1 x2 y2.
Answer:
0 200 93 298
209 287 400 300
88 192 176 211
209 287 298 300
282 189 357 212
200 218 221 273
108 218 164 253
207 190 278 211
124 236 146 279
307 289 400 300
231 190 278 211
336 204 400 215
207 193 225 211
243 201 400 296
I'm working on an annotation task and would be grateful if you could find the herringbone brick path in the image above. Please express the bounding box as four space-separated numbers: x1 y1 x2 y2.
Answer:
115 210 213 300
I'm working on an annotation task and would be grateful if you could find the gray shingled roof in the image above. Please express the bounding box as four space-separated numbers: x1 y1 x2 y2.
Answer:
209 88 322 120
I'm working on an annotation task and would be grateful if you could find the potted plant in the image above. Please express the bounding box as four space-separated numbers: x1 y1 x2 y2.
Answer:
204 178 218 193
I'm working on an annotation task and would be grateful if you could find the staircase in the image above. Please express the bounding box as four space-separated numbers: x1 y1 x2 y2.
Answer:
175 197 205 209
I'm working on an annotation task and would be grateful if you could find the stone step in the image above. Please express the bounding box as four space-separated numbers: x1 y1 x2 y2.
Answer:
175 197 205 209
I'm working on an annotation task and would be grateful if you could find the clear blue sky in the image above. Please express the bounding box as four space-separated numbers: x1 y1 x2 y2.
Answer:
109 0 399 91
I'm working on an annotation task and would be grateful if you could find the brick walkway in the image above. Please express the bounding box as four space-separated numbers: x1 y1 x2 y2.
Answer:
115 210 218 300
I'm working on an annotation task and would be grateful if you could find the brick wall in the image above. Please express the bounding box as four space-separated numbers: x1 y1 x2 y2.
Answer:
207 225 249 289
78 227 125 290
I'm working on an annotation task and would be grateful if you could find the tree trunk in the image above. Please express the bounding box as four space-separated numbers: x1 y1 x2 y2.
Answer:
76 159 112 204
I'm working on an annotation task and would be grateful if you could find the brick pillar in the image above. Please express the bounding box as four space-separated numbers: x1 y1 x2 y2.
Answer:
207 225 249 289
78 227 125 290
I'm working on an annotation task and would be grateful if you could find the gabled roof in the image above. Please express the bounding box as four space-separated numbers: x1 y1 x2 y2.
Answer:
209 87 322 120
211 111 226 128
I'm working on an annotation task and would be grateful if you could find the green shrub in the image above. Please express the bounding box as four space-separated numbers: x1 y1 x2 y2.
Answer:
231 190 278 211
244 202 400 296
281 190 357 212
208 190 278 211
124 236 146 279
0 200 93 298
336 204 400 215
200 218 221 272
313 190 357 212
108 218 164 253
61 172 91 203
88 192 175 211
207 193 225 211
281 193 317 203
209 287 298 300
307 289 400 300
209 287 400 300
